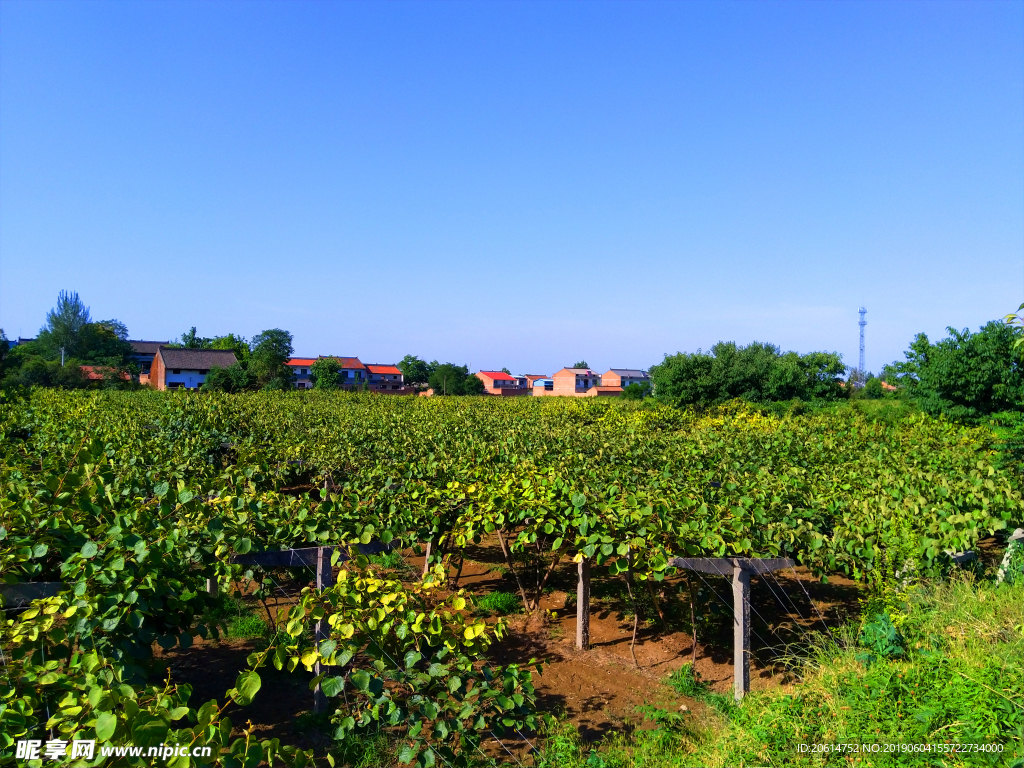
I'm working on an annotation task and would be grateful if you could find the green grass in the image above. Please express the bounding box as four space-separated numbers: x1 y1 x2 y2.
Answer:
533 575 1024 767
201 596 273 640
665 664 735 717
475 590 522 615
368 549 409 571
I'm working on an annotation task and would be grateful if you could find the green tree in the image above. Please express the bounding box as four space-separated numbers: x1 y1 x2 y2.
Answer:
174 327 213 349
650 342 845 408
462 372 486 395
501 367 512 375
621 381 652 400
428 363 471 396
882 321 1023 420
572 360 590 370
398 355 435 386
37 290 91 358
310 357 341 389
201 364 253 393
211 333 250 362
249 329 294 390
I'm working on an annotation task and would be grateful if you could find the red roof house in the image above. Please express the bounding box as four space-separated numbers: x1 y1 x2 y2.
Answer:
475 370 530 396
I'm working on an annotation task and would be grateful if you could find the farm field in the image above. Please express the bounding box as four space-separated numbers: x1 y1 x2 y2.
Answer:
2 391 1022 767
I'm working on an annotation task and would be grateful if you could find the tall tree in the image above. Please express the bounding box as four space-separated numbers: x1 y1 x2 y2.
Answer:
249 329 294 390
572 360 590 370
38 291 91 358
211 334 250 361
398 355 435 386
428 363 469 396
174 327 213 349
882 321 1023 420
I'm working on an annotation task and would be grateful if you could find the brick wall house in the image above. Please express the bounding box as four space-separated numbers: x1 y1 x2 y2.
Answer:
534 367 603 397
600 369 650 389
150 348 238 391
475 371 531 396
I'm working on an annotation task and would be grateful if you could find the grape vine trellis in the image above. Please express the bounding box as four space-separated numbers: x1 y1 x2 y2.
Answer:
2 391 1020 766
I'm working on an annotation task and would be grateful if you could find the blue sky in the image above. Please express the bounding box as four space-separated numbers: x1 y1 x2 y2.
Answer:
1 0 1021 375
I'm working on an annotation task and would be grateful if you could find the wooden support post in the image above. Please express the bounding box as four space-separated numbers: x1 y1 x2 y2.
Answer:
313 547 335 714
576 557 591 651
668 556 793 702
205 578 217 595
732 563 751 701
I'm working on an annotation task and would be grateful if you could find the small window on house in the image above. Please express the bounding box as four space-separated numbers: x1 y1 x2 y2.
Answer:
172 369 181 374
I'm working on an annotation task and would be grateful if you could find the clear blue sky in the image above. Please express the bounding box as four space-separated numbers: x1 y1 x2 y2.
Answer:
2 1 1021 375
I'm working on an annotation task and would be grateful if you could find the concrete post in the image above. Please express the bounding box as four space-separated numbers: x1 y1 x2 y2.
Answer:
576 557 591 651
732 561 751 701
422 540 433 578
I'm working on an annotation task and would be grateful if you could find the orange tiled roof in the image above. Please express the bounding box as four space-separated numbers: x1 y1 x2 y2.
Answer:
286 358 318 367
366 364 402 375
322 356 365 369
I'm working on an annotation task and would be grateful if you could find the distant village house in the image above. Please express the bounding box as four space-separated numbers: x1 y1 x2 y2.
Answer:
150 348 238 391
474 371 531 396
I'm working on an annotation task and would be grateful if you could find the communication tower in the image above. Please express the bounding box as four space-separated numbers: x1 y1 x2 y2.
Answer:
858 307 867 386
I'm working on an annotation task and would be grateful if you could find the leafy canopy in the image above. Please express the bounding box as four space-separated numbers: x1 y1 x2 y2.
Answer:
398 355 436 386
249 329 295 390
428 363 481 396
650 341 845 407
310 357 341 389
882 320 1023 421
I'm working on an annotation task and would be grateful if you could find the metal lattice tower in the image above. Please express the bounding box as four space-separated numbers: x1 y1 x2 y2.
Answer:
858 307 867 380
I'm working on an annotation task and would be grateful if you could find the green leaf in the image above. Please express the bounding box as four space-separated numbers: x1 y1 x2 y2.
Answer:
80 541 98 558
398 743 418 765
95 711 117 741
235 537 253 555
153 481 169 499
320 676 345 697
319 639 337 658
350 669 371 692
177 489 194 504
232 670 262 706
132 714 169 747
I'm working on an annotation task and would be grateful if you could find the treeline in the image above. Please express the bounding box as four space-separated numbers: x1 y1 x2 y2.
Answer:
0 292 137 389
4 292 1021 421
649 342 847 407
647 314 1022 425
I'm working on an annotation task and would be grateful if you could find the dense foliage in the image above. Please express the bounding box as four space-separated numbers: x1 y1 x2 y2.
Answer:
2 392 1020 766
1 292 137 389
883 321 1024 422
649 342 845 408
427 364 484 396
